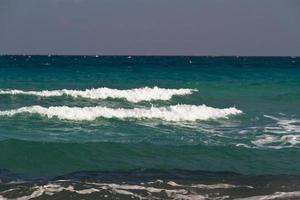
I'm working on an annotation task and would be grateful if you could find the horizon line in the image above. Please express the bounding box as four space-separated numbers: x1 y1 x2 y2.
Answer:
0 54 299 58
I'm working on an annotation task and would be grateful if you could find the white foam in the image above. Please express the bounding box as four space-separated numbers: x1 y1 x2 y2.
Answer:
0 180 255 200
0 87 197 102
190 183 253 189
252 134 300 149
234 191 300 200
0 184 101 200
1 181 298 200
0 104 242 122
264 115 300 134
252 115 300 149
166 181 253 189
88 182 205 200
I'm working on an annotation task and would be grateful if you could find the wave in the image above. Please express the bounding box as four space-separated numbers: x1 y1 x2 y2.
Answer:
0 87 197 102
0 104 242 121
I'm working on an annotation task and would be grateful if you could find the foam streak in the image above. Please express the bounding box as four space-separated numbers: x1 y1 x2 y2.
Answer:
0 87 196 102
0 105 242 121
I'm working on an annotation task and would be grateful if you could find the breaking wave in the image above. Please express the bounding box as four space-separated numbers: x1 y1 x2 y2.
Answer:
0 87 197 102
0 104 242 121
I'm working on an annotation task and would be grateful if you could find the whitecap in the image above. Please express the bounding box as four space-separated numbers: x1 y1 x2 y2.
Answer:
0 104 242 122
0 87 197 103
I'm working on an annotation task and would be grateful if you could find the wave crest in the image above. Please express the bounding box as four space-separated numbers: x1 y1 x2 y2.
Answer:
0 105 242 121
0 87 196 102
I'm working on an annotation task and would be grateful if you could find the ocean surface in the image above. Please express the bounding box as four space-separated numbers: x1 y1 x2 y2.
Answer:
0 56 299 199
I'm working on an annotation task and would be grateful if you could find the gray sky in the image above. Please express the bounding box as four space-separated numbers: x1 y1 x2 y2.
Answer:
0 0 300 56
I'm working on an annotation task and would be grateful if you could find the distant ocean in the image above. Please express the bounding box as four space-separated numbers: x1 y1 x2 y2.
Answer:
0 56 300 199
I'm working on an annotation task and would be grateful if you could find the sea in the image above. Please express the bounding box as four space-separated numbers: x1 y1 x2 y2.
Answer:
0 56 299 199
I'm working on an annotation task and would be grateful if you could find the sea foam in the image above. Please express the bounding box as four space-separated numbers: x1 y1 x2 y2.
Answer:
0 87 196 102
0 104 242 121
252 134 300 149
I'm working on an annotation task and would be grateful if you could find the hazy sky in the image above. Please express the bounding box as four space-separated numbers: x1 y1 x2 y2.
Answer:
0 0 300 56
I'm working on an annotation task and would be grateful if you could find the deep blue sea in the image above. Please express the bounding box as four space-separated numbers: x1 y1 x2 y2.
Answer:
0 56 300 199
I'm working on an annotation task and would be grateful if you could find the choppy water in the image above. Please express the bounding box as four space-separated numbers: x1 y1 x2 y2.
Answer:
0 56 299 199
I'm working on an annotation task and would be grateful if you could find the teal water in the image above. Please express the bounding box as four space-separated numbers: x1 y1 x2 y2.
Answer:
0 56 299 178
1 56 300 199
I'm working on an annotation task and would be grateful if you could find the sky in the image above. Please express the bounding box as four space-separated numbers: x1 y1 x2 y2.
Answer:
0 0 300 56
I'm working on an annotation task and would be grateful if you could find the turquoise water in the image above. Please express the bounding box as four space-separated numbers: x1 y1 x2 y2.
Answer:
0 56 300 199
